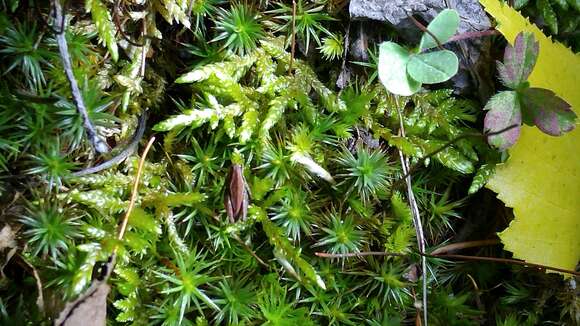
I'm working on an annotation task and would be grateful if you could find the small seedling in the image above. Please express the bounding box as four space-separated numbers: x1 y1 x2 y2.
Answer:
484 32 577 150
378 9 460 96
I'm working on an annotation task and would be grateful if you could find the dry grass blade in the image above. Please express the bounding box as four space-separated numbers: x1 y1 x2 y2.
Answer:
117 136 156 242
56 137 155 326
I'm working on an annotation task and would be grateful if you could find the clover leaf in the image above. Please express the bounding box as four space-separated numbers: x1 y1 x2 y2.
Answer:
378 42 421 96
407 50 459 84
419 9 460 51
378 9 460 96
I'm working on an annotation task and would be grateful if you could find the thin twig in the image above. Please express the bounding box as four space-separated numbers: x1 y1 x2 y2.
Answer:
430 239 500 255
72 111 148 176
315 251 405 258
396 105 428 326
117 136 156 241
425 254 580 277
314 250 580 276
52 0 109 154
392 124 520 192
140 20 147 77
289 0 297 75
20 257 45 312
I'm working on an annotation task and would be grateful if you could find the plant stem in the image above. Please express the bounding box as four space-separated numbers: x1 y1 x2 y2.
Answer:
392 124 520 191
407 14 444 50
207 213 270 269
466 274 484 311
426 254 580 276
71 111 148 176
430 239 500 255
396 106 428 326
233 234 270 269
315 251 405 258
289 0 297 75
408 12 499 49
52 0 109 154
447 29 500 43
315 250 580 277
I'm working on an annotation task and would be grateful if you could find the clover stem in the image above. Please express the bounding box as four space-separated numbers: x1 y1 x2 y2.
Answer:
447 29 500 43
407 14 445 50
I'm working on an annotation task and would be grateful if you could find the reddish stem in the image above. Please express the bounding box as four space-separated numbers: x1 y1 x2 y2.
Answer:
447 29 501 43
430 239 500 255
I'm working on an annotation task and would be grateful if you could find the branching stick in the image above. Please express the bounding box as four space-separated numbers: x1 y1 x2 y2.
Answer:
52 0 109 154
72 112 148 177
391 124 520 192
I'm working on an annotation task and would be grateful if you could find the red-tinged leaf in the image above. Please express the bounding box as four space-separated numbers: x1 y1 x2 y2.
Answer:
484 91 522 150
521 88 577 136
497 32 539 89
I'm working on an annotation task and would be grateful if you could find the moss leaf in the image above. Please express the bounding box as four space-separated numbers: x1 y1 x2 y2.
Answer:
87 0 118 62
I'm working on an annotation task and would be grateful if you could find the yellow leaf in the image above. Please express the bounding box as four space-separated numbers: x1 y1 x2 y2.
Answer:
486 127 580 273
481 0 580 274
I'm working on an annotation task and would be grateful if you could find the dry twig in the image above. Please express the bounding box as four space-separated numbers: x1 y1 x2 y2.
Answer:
72 112 148 177
289 0 297 75
51 0 109 154
315 251 405 258
396 105 428 326
430 239 500 255
314 250 580 277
